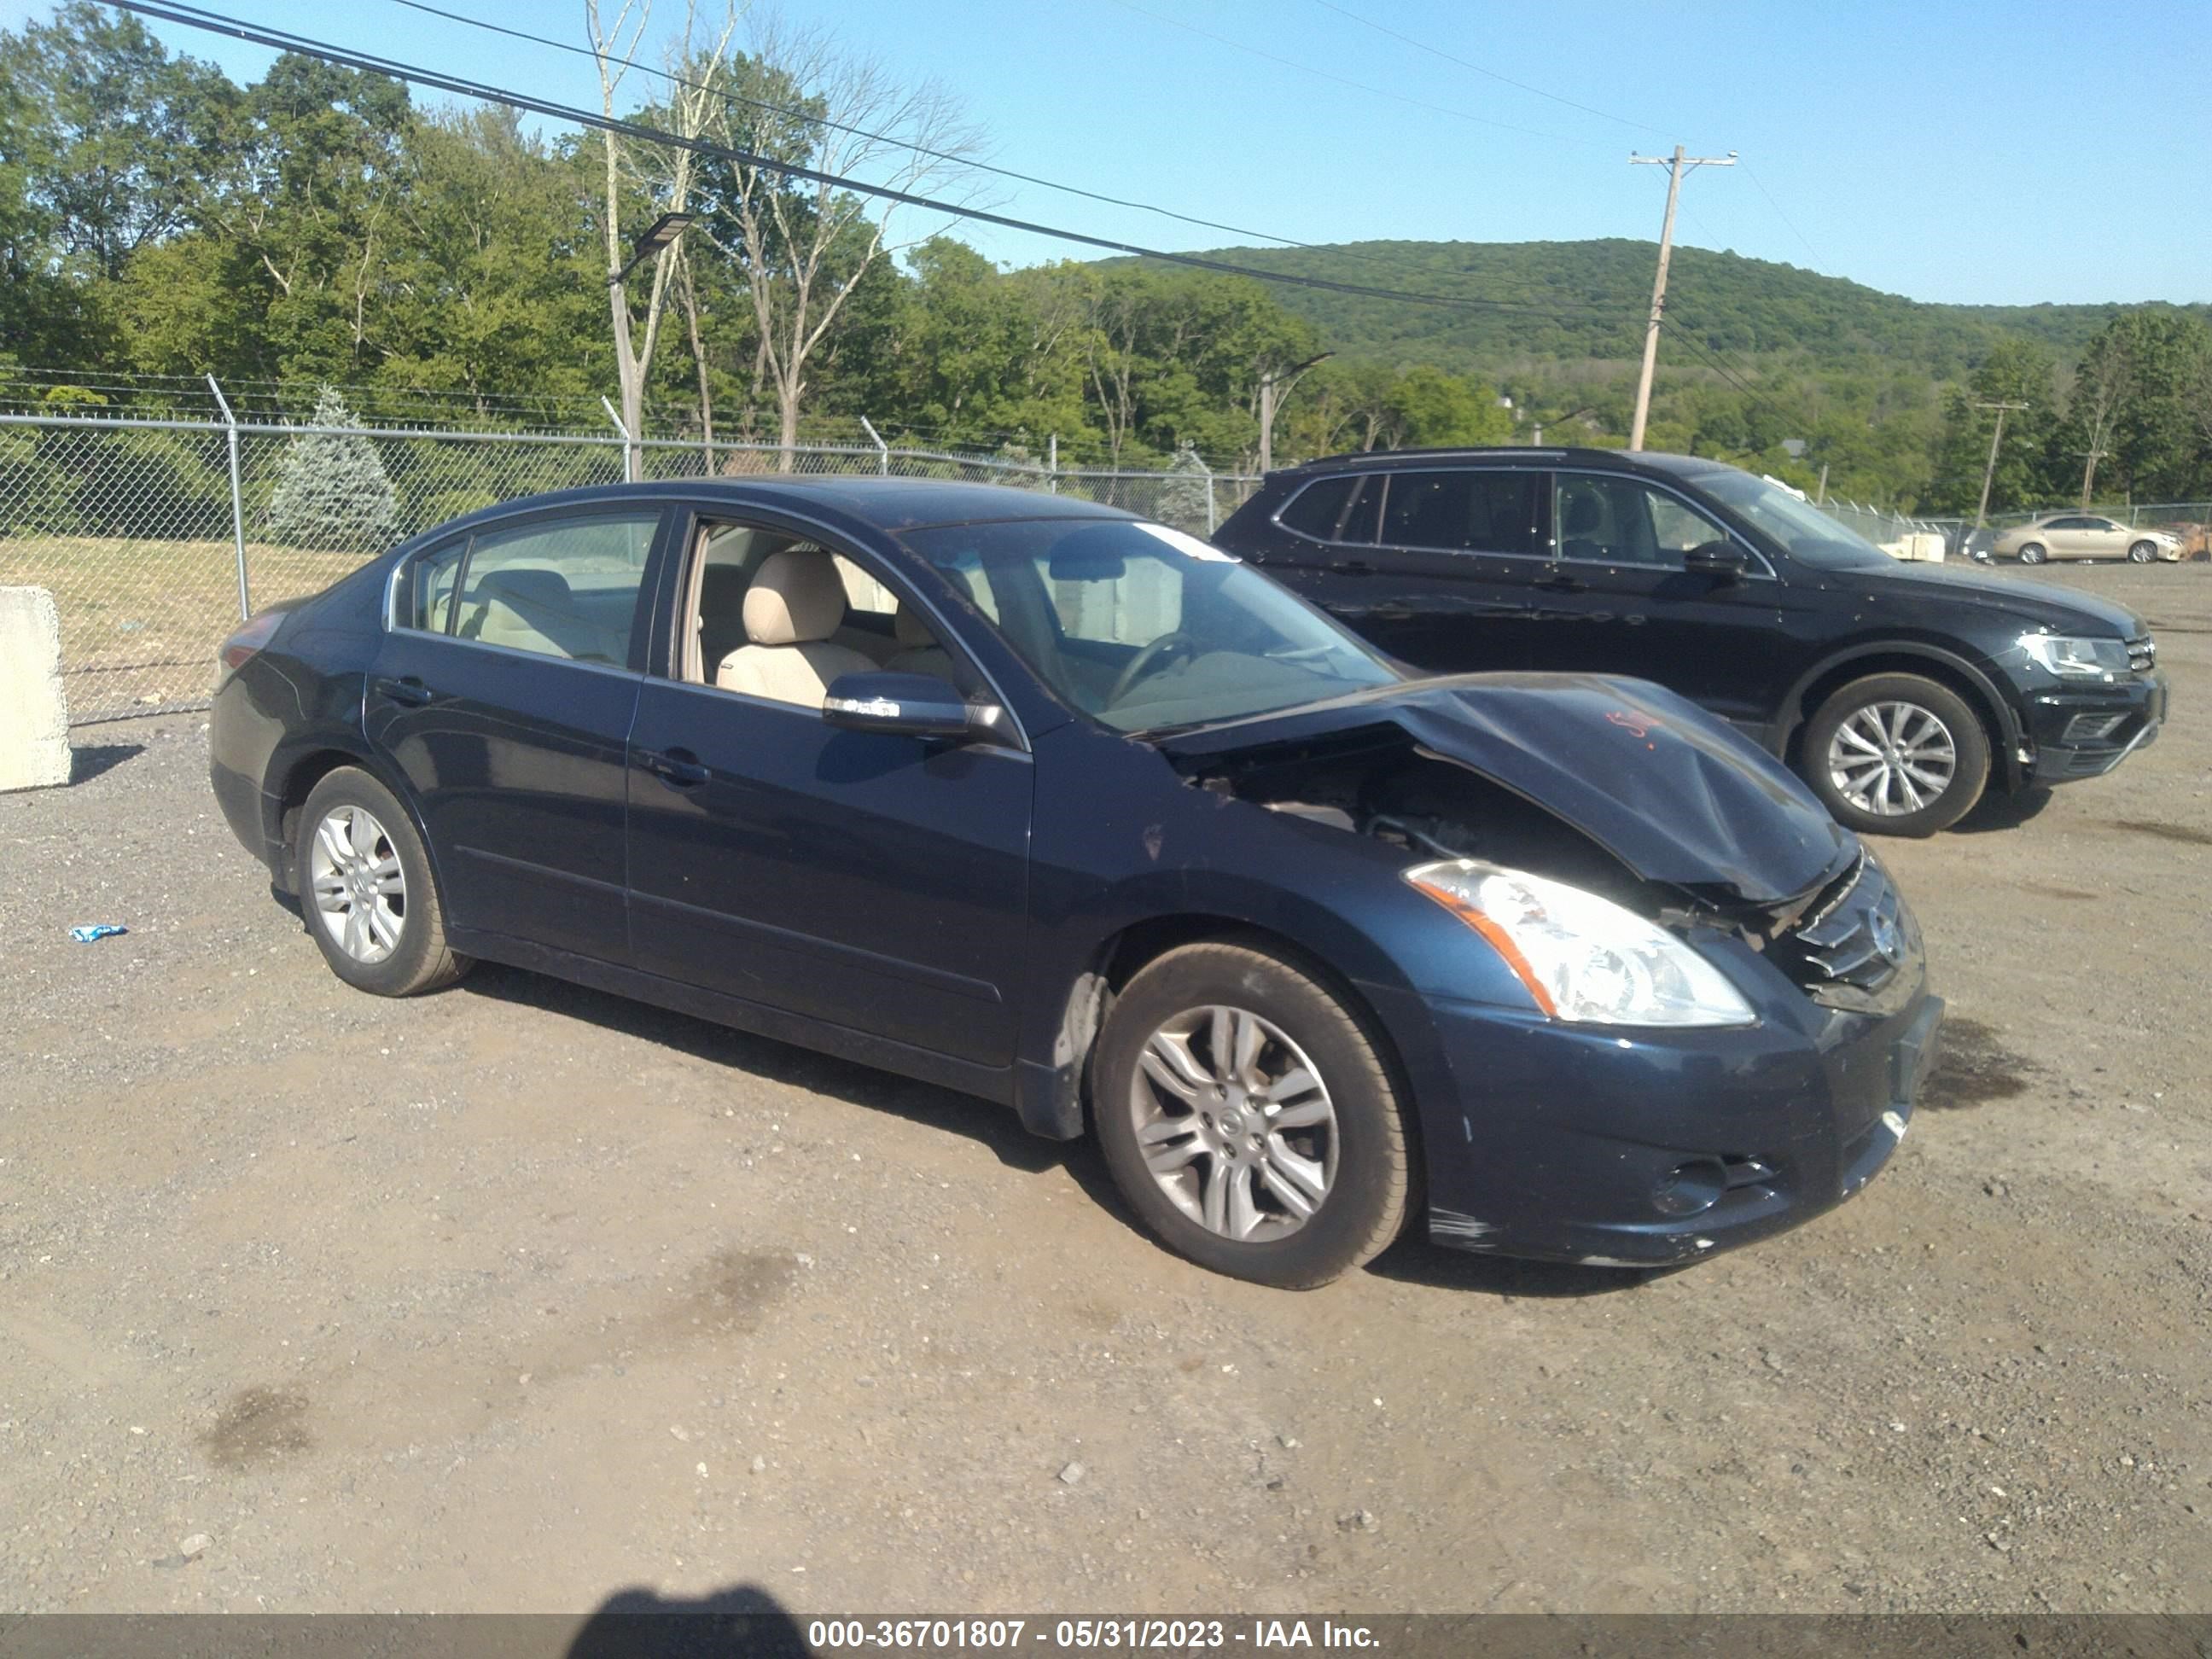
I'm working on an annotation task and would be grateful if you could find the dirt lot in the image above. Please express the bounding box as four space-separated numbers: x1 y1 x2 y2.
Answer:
2 562 2207 1619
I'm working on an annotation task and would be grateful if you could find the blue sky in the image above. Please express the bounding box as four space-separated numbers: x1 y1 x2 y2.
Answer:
9 0 2208 306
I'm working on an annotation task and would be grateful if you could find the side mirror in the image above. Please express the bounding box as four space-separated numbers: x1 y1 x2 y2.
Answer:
1684 543 1748 579
823 671 998 741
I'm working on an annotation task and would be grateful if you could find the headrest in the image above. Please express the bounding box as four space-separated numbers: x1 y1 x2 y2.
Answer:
478 567 573 609
894 605 934 648
1564 492 1603 535
743 550 846 646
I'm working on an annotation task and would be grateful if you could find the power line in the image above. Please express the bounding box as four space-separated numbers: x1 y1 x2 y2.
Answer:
1739 159 1825 271
1103 0 1599 148
1303 0 1670 138
379 0 1351 259
108 0 1625 328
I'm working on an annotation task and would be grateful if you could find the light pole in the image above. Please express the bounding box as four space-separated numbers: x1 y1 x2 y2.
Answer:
609 212 697 289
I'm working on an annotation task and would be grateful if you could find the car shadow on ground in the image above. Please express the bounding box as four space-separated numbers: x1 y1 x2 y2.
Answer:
459 961 1068 1176
68 742 143 783
451 963 1656 1303
568 1582 810 1657
1950 783 2055 833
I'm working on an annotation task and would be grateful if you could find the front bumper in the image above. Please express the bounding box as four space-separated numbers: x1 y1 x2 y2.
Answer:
2022 671 2168 783
1406 978 1942 1267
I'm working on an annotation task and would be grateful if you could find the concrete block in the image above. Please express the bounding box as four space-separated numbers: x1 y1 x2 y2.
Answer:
0 585 72 791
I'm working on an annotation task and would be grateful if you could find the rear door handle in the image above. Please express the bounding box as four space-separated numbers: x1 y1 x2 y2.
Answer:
1537 573 1588 594
1336 559 1375 577
370 675 435 707
638 747 709 789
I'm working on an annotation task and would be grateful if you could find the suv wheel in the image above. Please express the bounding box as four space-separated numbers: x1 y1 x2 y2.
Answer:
296 766 472 996
1800 673 1991 837
1091 942 1412 1289
2017 542 2047 564
2127 540 2157 563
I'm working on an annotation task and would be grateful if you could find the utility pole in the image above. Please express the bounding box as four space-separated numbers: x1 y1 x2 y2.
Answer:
2073 442 2111 508
1971 400 2031 527
1627 145 1736 451
1257 352 1333 473
1815 462 1829 504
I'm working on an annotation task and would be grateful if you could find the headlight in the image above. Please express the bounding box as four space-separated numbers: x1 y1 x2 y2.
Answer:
1405 859 1757 1028
2019 632 2131 678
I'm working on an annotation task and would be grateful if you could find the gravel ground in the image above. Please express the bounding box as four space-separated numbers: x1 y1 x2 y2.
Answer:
2 562 2207 1618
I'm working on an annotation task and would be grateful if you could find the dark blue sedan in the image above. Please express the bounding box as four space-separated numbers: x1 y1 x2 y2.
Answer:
210 480 1941 1287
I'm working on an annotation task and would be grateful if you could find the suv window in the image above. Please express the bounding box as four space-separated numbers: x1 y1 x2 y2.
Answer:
1378 470 1541 556
1278 476 1358 541
1555 474 1729 568
450 511 660 666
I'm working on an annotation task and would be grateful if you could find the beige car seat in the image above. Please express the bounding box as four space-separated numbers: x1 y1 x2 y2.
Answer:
884 604 957 682
463 567 624 662
716 550 877 707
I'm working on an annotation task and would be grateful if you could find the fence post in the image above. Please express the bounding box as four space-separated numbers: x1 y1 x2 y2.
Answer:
1047 434 1059 494
207 375 251 620
601 397 636 482
859 416 890 476
1201 458 1217 535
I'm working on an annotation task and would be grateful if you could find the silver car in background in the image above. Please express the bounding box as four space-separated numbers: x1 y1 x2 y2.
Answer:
1993 514 2181 564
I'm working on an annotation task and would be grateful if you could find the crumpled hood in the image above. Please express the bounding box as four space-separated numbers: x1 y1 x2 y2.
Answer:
1155 673 1853 905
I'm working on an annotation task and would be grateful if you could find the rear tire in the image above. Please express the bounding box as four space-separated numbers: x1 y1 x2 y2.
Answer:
1800 673 1991 837
2017 542 2047 565
295 766 470 997
2128 540 2157 563
1091 942 1411 1289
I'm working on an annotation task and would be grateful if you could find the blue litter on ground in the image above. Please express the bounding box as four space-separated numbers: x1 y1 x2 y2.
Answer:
69 924 128 943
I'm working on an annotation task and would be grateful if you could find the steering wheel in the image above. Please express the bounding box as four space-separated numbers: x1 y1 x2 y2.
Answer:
1106 630 1200 707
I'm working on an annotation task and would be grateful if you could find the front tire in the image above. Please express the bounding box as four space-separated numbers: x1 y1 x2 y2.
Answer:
2128 540 2157 563
2017 542 2047 565
1092 942 1412 1289
295 766 470 997
1800 673 1992 837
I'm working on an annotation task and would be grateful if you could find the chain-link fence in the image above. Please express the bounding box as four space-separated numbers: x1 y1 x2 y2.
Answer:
0 409 1259 725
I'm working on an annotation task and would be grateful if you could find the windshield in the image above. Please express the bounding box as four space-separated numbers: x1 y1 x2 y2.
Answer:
1696 470 1895 570
899 517 1397 731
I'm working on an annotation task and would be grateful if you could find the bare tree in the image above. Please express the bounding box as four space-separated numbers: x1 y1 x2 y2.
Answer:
698 18 981 469
587 0 737 479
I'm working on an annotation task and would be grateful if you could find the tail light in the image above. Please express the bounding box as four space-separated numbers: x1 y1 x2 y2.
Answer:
216 609 286 687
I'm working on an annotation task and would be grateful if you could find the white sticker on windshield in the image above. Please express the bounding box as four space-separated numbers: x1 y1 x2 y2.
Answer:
1134 521 1239 562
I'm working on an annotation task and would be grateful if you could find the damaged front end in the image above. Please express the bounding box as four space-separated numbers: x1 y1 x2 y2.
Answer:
1154 673 1939 1266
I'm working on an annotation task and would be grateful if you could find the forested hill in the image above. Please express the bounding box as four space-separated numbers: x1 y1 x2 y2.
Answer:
1137 239 2212 378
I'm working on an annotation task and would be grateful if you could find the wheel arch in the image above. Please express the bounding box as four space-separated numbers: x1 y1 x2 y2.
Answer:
1778 643 2022 794
270 742 452 905
1015 911 1425 1183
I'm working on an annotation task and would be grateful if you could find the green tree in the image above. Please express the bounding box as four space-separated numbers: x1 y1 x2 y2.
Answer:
1927 339 2058 515
267 387 399 550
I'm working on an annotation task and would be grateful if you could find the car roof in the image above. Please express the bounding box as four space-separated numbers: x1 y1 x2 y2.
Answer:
433 475 1137 538
1271 445 1739 481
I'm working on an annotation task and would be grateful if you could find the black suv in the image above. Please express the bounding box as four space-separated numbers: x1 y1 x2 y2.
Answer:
1214 448 2168 835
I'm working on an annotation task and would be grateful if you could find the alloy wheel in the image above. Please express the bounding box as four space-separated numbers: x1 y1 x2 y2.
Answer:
1826 701 1959 818
308 804 406 964
1127 1004 1337 1243
2128 542 2156 563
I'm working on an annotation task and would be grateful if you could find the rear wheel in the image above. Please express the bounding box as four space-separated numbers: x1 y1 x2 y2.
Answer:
2017 542 2047 565
1800 673 1991 837
2128 540 2157 563
1092 942 1412 1289
295 766 470 996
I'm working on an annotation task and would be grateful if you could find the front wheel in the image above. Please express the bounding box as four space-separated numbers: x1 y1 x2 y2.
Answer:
2128 540 2157 563
295 766 471 996
1092 942 1412 1289
1800 673 1992 837
2017 542 2047 565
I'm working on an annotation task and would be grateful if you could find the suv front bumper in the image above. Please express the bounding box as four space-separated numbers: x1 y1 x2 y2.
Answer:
2023 671 2168 783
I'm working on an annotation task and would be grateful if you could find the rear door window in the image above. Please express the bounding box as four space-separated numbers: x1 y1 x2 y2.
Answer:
1379 470 1542 556
451 511 661 667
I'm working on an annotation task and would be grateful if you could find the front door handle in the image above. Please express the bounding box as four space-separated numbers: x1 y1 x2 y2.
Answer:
1337 559 1375 576
371 675 435 707
1536 573 1588 594
638 747 709 789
